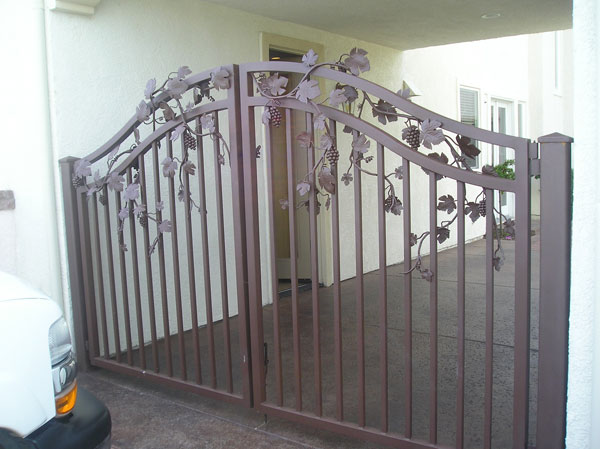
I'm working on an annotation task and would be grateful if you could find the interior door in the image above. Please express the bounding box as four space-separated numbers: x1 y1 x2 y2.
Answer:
490 98 515 218
269 51 312 283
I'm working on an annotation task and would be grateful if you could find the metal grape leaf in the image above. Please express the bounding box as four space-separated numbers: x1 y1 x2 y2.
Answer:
341 173 353 185
464 202 481 222
372 99 398 125
456 135 481 159
420 119 445 149
504 219 516 237
409 233 418 246
318 167 336 194
343 85 359 103
343 48 370 76
160 102 176 122
296 132 312 149
436 227 450 244
437 195 456 214
481 164 498 176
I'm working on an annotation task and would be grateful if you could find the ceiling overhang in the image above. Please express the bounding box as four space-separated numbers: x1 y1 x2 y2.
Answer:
204 0 572 50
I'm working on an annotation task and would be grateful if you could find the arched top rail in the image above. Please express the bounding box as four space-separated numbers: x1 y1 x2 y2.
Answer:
83 64 236 164
248 96 516 192
239 61 529 151
76 100 228 194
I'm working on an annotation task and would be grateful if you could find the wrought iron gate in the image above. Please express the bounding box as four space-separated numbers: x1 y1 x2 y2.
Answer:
60 54 571 449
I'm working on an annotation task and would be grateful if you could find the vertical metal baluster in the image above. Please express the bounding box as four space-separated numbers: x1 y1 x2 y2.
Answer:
153 141 173 377
166 134 187 380
456 181 466 449
377 143 388 432
113 189 131 365
103 186 124 363
330 119 343 422
197 127 217 388
286 109 302 411
91 192 110 358
484 188 494 449
307 112 322 417
429 172 438 444
513 144 531 449
354 131 365 428
127 168 145 369
265 114 283 405
212 113 233 393
183 129 202 385
138 154 159 372
76 191 99 360
402 157 413 437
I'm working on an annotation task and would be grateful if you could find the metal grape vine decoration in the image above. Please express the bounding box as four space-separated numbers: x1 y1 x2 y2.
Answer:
72 48 514 280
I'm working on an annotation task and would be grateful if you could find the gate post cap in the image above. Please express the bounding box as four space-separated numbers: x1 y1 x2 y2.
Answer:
538 132 574 143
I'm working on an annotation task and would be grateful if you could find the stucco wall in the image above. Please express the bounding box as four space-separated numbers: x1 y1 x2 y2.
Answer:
0 0 65 312
566 1 599 448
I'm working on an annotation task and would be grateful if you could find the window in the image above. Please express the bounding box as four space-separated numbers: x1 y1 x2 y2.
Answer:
459 87 480 168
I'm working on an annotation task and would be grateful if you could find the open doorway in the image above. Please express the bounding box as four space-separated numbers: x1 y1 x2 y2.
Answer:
260 33 328 296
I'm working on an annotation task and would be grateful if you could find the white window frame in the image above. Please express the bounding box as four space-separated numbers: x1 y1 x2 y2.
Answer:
457 84 482 169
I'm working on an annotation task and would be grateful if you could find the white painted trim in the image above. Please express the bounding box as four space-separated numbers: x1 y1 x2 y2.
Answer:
47 0 101 15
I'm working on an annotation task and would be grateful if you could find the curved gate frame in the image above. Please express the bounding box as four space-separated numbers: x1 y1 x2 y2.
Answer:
59 59 571 449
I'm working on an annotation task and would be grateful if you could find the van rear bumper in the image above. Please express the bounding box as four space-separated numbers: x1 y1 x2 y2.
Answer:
26 387 111 449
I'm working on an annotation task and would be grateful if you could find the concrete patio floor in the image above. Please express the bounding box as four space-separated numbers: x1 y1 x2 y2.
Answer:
80 218 540 449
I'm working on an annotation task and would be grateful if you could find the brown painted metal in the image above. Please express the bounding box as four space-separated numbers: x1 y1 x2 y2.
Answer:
377 143 388 433
127 168 145 370
513 140 532 449
306 112 323 417
152 141 173 377
536 134 572 449
75 189 99 360
330 119 343 422
456 182 466 449
264 117 283 405
353 130 366 428
166 134 187 381
484 188 495 449
92 357 245 406
225 65 253 407
138 154 160 371
212 112 234 394
402 157 413 438
182 129 202 385
59 158 90 369
196 129 216 388
246 97 516 193
91 191 110 359
113 188 131 365
103 185 124 364
286 108 302 411
239 69 266 407
428 173 438 444
63 61 572 449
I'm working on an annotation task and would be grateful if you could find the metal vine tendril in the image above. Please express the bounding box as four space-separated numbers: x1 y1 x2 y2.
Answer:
72 49 514 275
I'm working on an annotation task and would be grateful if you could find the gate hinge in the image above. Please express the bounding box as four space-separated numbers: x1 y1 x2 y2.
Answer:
529 142 540 177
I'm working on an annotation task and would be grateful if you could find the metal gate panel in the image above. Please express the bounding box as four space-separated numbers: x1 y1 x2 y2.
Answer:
60 57 571 449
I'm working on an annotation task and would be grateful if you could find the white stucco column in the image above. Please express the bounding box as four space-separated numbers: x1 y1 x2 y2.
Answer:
0 0 64 307
566 0 600 448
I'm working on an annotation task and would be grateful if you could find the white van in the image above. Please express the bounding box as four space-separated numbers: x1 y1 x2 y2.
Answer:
0 272 111 449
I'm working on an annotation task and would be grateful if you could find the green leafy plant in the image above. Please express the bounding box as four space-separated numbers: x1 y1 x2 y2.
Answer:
493 159 515 180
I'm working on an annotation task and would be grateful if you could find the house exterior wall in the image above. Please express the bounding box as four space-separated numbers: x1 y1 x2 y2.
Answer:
0 0 65 315
566 1 599 448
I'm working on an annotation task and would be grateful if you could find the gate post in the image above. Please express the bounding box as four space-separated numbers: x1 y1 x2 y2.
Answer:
536 133 573 449
59 157 90 370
